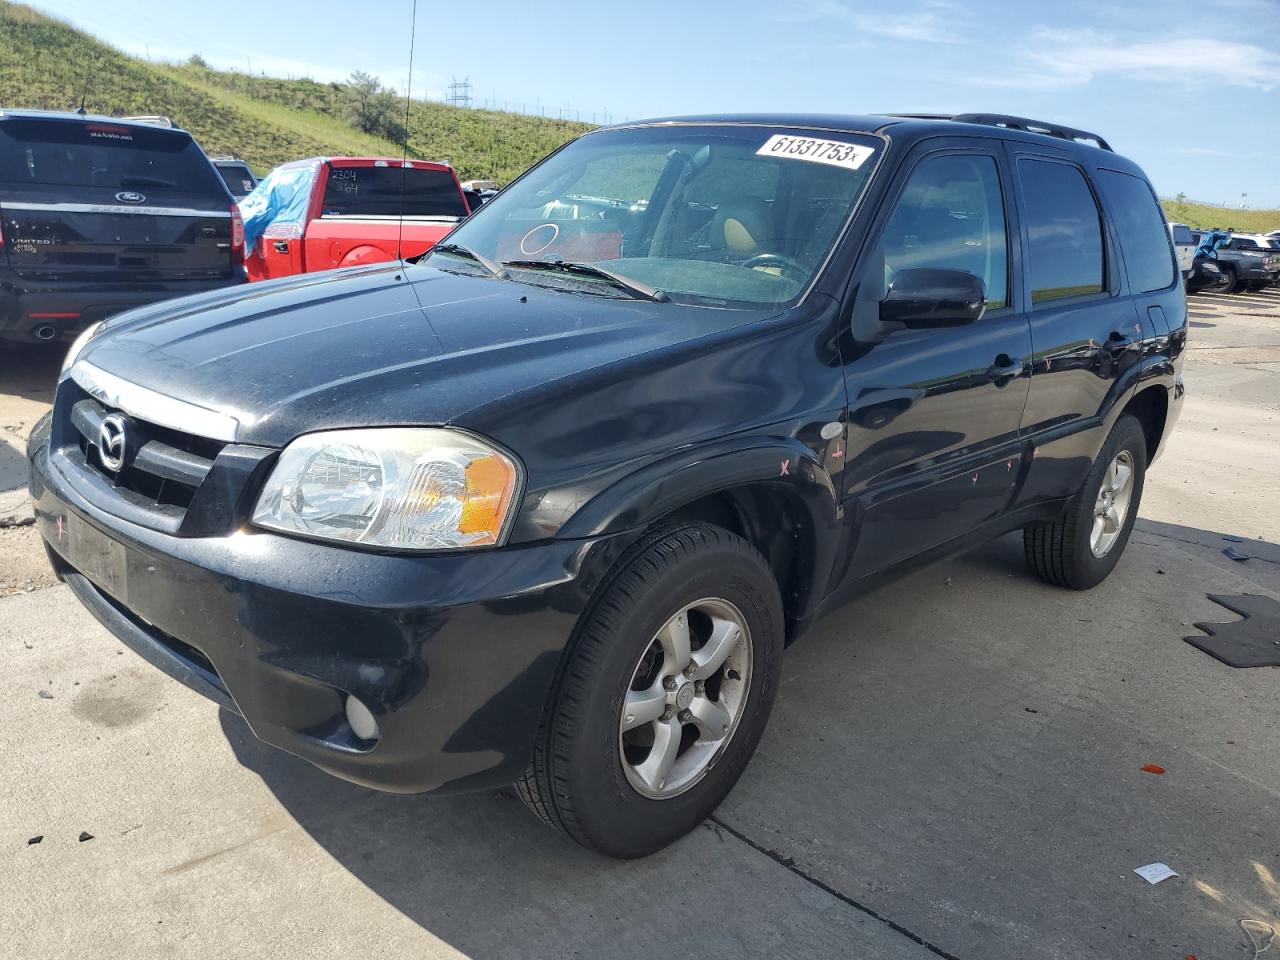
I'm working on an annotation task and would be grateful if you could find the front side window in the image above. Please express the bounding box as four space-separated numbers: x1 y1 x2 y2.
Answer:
1172 224 1193 245
1096 169 1175 293
863 152 1009 310
1018 159 1105 304
432 125 881 308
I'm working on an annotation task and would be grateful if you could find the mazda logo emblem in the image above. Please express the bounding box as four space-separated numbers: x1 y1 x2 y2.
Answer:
115 191 146 204
97 414 128 473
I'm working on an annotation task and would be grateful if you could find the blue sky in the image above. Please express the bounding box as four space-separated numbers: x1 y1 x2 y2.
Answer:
29 0 1280 206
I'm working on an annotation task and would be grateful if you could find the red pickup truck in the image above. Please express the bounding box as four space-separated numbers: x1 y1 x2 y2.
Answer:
241 156 470 281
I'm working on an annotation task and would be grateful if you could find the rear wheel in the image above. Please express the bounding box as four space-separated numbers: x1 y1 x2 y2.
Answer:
516 523 783 858
1023 414 1147 590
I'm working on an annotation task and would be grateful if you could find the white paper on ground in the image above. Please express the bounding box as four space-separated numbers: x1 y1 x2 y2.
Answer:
1134 862 1178 884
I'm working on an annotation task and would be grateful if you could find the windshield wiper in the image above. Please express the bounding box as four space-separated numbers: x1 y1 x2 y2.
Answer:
428 242 508 279
502 259 669 302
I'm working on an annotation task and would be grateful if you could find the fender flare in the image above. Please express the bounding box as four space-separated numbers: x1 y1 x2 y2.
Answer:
555 436 843 620
338 244 395 269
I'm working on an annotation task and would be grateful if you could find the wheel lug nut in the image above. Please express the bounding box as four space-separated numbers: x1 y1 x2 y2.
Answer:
663 676 677 691
661 707 673 721
678 709 692 722
694 680 705 693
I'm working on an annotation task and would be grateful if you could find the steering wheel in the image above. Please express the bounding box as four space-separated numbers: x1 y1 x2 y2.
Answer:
741 252 808 282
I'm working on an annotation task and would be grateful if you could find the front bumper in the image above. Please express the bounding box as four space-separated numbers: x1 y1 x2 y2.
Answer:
28 418 626 794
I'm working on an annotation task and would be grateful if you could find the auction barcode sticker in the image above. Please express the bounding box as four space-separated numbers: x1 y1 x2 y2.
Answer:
756 134 875 171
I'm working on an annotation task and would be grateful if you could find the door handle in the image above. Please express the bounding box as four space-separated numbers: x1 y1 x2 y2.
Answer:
986 354 1023 384
273 240 290 254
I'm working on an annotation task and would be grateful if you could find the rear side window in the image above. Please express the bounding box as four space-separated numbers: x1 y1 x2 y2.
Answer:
321 166 467 218
1018 159 1105 304
216 163 256 197
1096 170 1175 293
869 153 1010 310
0 118 224 197
1172 224 1193 245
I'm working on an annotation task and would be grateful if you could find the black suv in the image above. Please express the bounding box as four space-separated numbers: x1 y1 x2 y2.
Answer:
0 110 246 343
28 113 1186 858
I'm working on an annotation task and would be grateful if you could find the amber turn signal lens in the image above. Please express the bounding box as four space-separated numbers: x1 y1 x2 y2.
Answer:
458 454 518 540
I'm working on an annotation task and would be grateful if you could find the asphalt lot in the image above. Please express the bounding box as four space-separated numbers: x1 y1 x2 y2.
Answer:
3 287 1279 959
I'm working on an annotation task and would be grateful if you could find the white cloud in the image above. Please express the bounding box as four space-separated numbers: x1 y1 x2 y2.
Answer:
971 29 1280 90
775 1 969 44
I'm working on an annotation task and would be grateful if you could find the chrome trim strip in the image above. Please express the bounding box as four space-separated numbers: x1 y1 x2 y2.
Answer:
70 362 240 443
0 201 231 218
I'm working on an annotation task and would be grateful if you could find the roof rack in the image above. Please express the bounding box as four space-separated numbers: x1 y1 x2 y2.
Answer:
884 113 1113 152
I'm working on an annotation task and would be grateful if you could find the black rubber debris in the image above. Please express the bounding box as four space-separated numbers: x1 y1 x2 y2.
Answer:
37 690 53 700
78 831 93 843
1185 594 1280 668
27 836 42 845
1224 547 1251 562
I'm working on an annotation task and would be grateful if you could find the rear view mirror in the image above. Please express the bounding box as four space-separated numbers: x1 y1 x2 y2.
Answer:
879 268 987 328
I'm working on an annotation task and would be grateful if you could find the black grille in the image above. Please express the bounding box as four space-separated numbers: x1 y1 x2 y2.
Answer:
69 396 222 518
51 377 276 537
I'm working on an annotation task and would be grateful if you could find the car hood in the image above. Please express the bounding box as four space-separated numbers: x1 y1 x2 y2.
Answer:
77 262 769 447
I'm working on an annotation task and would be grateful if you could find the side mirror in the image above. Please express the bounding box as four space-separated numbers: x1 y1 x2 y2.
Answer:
879 268 987 329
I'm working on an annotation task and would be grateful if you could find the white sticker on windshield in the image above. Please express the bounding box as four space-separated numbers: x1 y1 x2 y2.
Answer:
756 134 875 171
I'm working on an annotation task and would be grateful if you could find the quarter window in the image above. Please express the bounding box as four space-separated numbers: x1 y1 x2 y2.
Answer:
1018 159 1105 304
1096 169 1175 293
868 153 1009 310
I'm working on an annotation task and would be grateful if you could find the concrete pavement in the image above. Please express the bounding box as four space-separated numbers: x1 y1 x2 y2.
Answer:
2 288 1279 959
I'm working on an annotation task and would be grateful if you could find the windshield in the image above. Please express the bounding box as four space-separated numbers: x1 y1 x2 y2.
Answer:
431 124 880 307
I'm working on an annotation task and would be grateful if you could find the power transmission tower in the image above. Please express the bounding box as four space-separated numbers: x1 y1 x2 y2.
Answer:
445 77 473 108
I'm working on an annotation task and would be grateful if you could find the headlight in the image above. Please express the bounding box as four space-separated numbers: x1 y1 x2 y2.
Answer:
252 428 521 550
60 321 104 378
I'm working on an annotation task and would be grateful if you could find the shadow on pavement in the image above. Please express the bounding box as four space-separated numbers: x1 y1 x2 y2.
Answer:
0 341 62 406
220 523 1280 959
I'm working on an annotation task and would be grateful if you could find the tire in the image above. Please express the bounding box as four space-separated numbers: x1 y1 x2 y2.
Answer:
516 522 783 858
1223 265 1247 293
1023 414 1147 590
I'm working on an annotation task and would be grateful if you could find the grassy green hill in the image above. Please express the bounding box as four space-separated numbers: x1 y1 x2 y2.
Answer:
0 1 590 181
1160 199 1280 234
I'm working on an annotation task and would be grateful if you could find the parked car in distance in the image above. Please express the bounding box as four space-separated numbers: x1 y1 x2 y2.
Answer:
211 156 258 200
1219 234 1280 290
0 109 245 343
239 156 470 281
1168 222 1195 279
1187 230 1233 294
31 112 1185 858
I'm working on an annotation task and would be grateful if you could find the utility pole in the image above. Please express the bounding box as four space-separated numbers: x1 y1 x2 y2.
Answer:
445 77 473 108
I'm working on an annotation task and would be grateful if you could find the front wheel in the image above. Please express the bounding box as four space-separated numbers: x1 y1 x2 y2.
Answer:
1023 414 1147 590
516 523 783 858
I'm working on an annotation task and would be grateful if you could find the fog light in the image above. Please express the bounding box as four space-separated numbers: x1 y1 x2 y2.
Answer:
345 695 381 741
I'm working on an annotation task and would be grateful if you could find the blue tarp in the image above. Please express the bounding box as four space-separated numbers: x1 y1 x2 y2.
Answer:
1195 228 1230 259
238 159 322 254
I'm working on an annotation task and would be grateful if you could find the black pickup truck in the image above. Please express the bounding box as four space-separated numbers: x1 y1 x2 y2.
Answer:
29 112 1185 858
1192 230 1280 291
